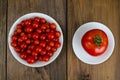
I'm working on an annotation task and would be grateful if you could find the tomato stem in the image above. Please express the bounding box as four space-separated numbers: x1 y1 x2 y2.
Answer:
94 35 102 46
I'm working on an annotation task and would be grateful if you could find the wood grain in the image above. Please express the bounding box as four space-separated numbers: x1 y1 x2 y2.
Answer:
67 0 120 80
0 0 7 80
7 0 66 80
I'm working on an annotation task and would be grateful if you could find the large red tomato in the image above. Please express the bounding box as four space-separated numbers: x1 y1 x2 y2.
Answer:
81 29 108 56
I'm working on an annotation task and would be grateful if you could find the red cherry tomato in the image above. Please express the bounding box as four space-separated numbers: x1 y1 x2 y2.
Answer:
82 29 108 56
26 49 32 54
49 41 55 47
47 32 55 40
20 52 27 60
26 39 31 44
46 45 51 51
36 28 42 33
55 31 61 37
24 26 33 33
25 19 32 26
11 41 17 47
38 56 43 61
39 34 46 40
12 35 18 41
32 51 38 57
40 18 46 23
17 24 22 29
32 21 39 28
43 55 50 62
18 37 23 42
14 47 21 52
20 42 27 49
47 51 53 57
51 47 57 52
39 41 46 48
34 17 41 22
27 56 35 64
21 35 28 41
16 28 22 34
35 46 42 53
55 41 61 48
32 32 39 39
40 49 47 55
34 39 40 45
50 23 56 29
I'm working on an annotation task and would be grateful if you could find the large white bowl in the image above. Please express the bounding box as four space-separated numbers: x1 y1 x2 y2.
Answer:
72 22 115 65
8 13 63 67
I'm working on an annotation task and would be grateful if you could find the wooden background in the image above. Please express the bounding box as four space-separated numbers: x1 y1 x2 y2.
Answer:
0 0 120 80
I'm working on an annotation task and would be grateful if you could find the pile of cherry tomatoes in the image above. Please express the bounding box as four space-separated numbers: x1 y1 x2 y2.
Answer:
11 17 61 64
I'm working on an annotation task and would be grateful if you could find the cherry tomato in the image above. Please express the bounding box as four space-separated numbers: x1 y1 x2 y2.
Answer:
39 34 46 40
34 17 41 22
49 41 55 47
24 26 33 33
18 37 23 42
53 37 59 42
36 28 42 33
26 39 31 44
12 35 17 41
21 21 25 26
41 24 47 30
14 47 21 52
26 49 32 54
32 32 39 39
20 52 27 60
38 56 43 61
32 51 38 57
81 29 108 56
20 42 27 49
47 51 53 57
51 47 57 52
34 39 40 45
47 32 55 40
21 35 28 40
25 19 32 26
16 28 22 34
39 41 46 48
32 21 39 28
35 46 42 53
43 55 50 62
27 56 35 64
55 41 61 48
40 18 46 23
29 44 35 50
11 41 17 47
46 45 51 51
20 32 25 36
40 49 47 55
50 23 56 29
55 31 61 37
27 33 32 38
17 24 22 29
46 28 50 33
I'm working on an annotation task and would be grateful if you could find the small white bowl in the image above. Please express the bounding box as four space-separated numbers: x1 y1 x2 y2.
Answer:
72 22 115 65
8 13 63 67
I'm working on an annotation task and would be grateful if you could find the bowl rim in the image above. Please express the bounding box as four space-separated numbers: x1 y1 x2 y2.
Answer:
8 12 63 67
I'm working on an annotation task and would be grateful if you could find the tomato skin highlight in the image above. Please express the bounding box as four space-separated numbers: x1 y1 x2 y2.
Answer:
81 29 108 56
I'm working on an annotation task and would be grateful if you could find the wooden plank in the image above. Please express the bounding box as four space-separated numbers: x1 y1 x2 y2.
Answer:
67 0 120 80
7 0 66 80
0 0 7 80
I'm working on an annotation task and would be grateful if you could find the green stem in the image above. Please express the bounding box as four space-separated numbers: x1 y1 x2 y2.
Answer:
94 35 102 46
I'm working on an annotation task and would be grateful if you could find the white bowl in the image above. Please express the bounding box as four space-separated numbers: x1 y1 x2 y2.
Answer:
8 13 63 67
72 22 115 65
